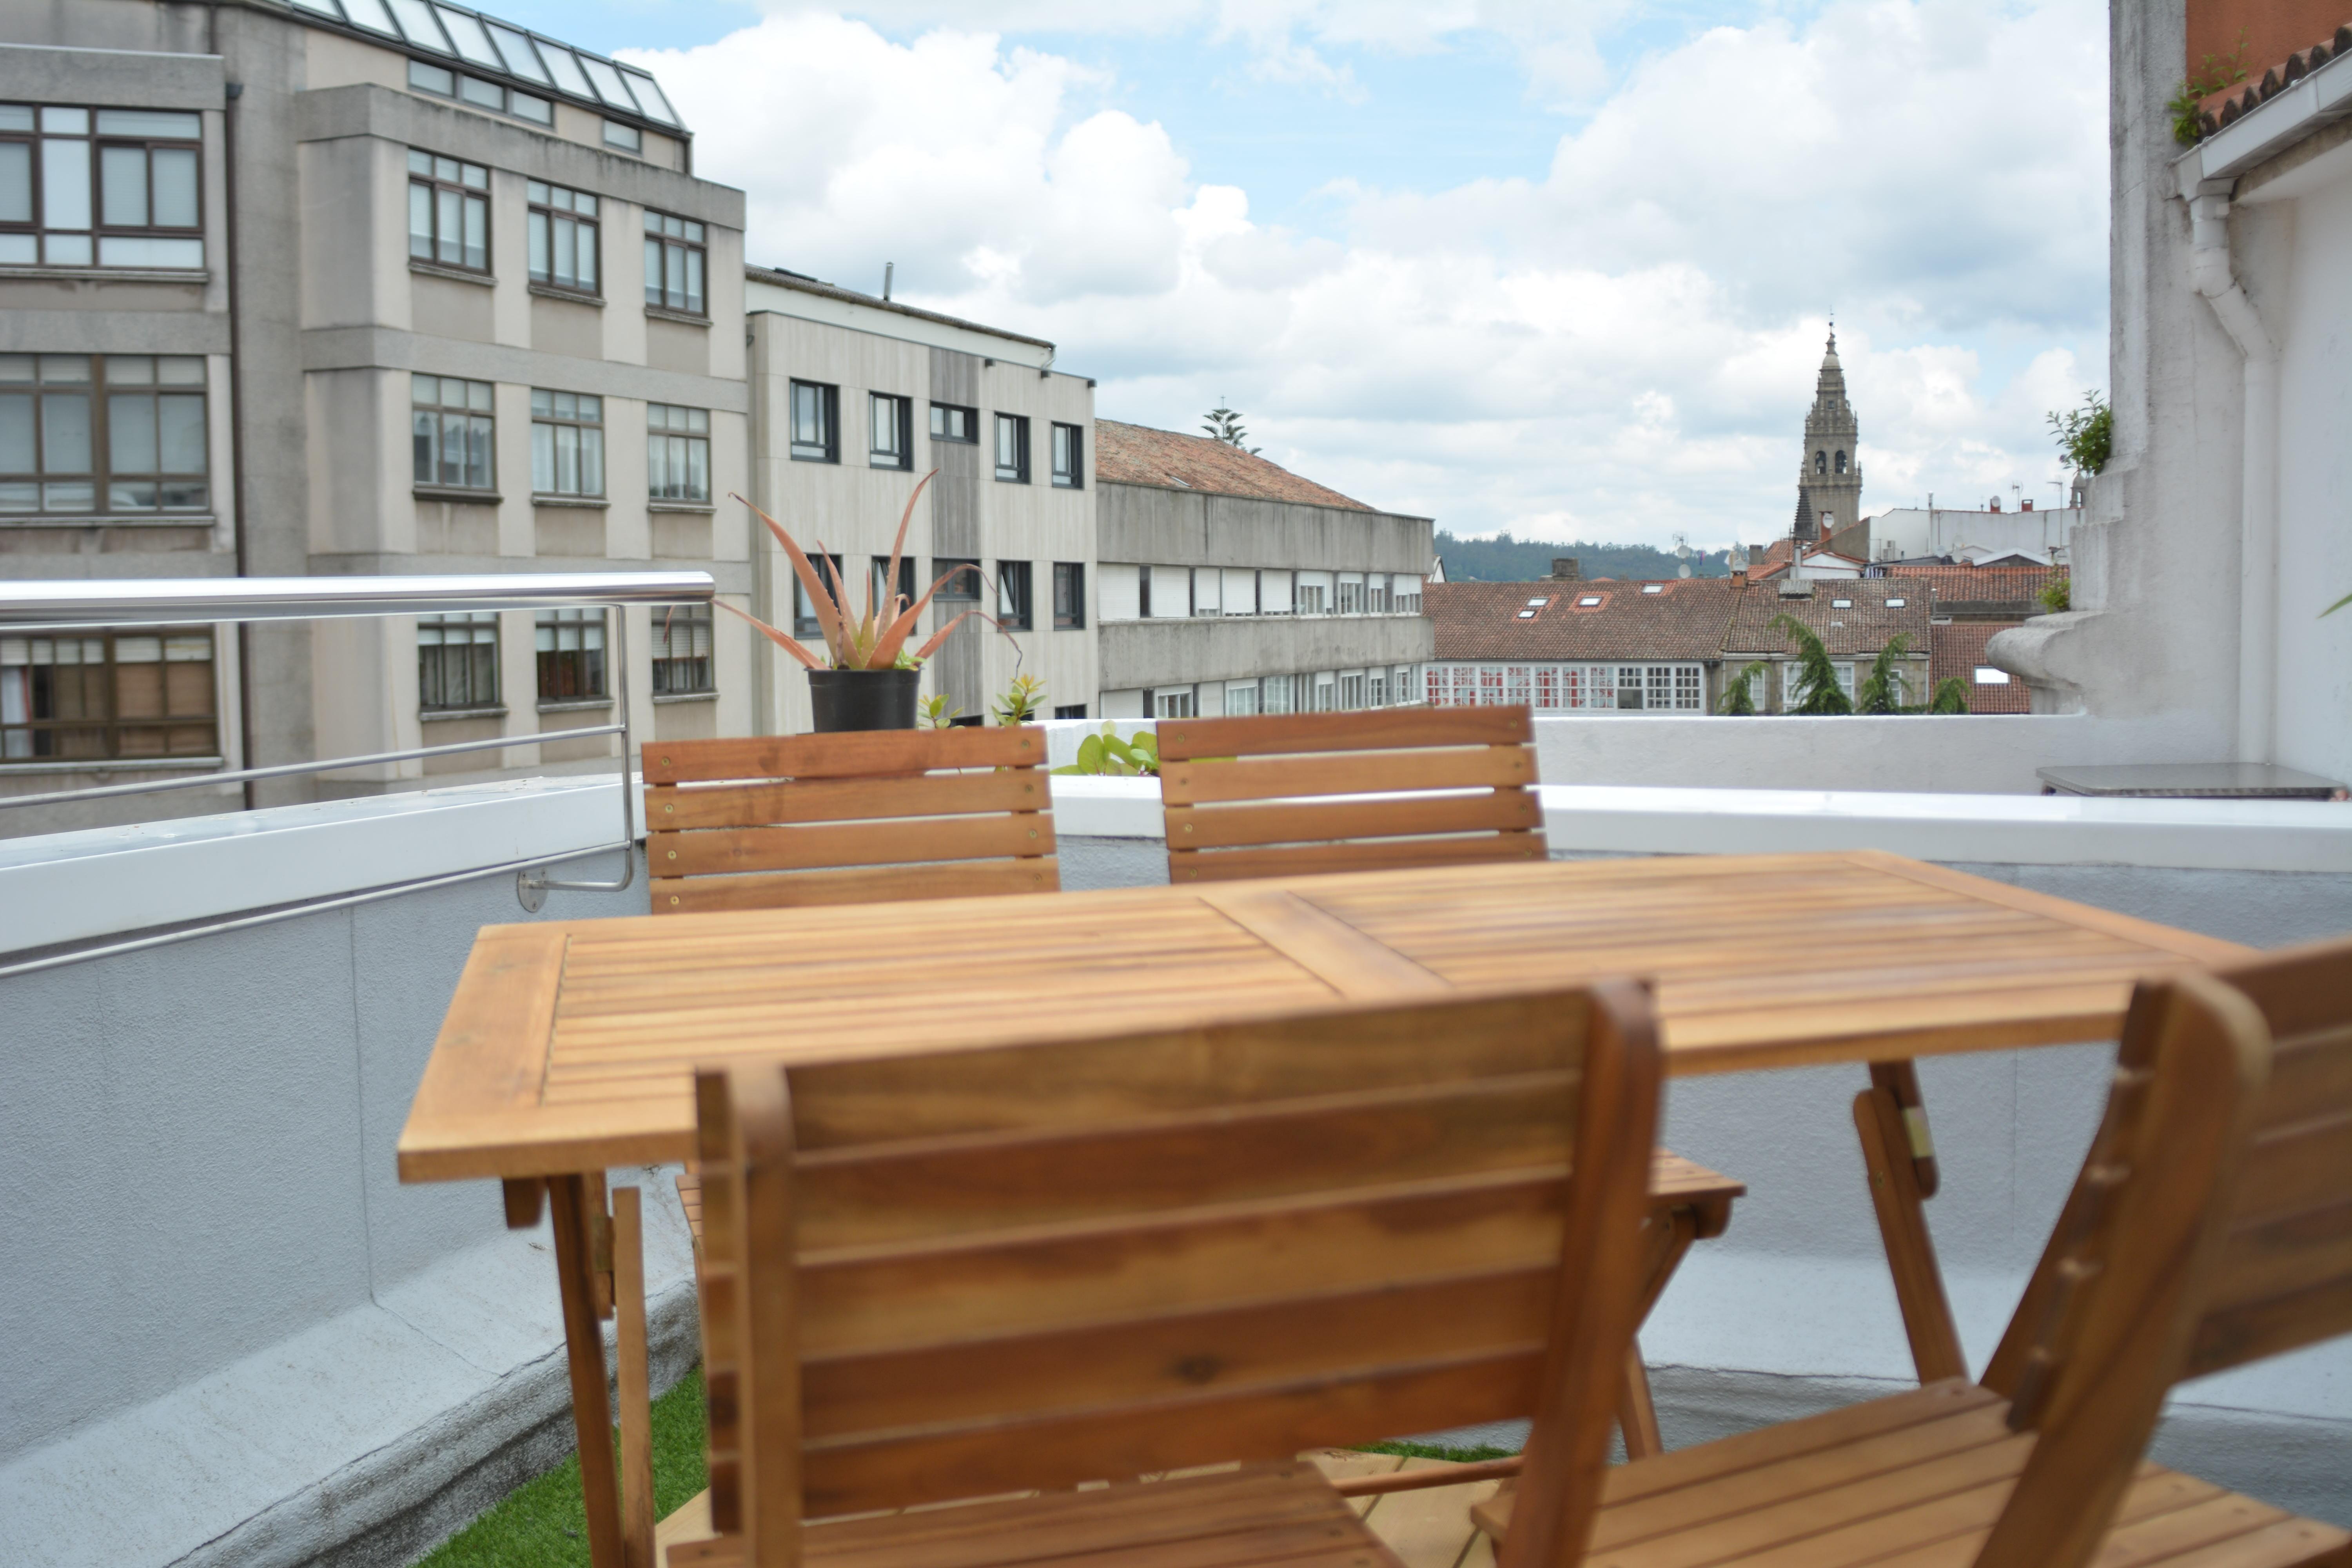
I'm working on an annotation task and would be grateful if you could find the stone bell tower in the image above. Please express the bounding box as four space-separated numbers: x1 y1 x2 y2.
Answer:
1792 327 1862 542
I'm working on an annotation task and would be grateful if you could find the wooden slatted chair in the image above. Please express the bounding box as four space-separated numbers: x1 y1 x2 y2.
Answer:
1470 934 2352 1568
644 728 1057 914
1157 708 1546 884
667 980 1669 1568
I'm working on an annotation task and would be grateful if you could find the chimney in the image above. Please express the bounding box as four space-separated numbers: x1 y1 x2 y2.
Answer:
1989 496 2002 512
1731 566 1749 587
1551 557 1580 581
2020 497 2033 511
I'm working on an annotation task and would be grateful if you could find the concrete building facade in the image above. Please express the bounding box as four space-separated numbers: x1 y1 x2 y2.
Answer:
744 267 1098 730
0 0 748 828
1998 0 2352 786
1093 419 1431 718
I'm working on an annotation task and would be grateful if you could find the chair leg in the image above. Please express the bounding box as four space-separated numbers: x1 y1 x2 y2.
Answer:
1854 1065 1967 1383
615 1186 658 1568
1616 1339 1664 1459
549 1174 628 1568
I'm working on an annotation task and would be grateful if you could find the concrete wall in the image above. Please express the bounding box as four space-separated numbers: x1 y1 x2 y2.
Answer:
1098 482 1430 573
1099 611 1431 693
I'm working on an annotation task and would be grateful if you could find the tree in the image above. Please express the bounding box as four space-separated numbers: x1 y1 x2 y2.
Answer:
1718 660 1766 715
1203 402 1259 454
1854 632 1916 714
1769 613 1853 714
1928 677 1971 714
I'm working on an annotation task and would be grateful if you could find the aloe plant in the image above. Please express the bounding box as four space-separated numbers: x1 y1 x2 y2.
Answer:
1051 723 1160 777
718 473 984 669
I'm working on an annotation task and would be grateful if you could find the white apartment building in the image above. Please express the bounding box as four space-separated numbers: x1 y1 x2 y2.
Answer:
0 0 750 819
744 267 1097 730
1093 420 1432 718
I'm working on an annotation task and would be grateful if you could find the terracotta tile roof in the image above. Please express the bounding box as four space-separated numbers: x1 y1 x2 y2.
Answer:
1426 578 1740 662
2195 18 2352 134
1094 420 1377 511
1878 563 2056 600
1724 577 1934 659
1932 622 2031 713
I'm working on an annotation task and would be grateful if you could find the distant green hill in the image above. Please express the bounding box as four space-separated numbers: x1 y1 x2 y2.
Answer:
1435 531 1730 583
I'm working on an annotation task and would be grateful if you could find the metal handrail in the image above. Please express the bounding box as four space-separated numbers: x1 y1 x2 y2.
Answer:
0 570 715 971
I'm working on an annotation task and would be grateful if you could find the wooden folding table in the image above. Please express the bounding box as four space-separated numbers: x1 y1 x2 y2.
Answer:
398 849 2246 1568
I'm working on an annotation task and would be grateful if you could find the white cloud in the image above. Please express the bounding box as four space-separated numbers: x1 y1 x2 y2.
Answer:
628 0 2109 550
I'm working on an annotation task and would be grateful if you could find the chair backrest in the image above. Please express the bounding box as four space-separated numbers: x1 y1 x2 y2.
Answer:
1156 707 1545 884
643 728 1056 914
1969 935 2352 1567
693 981 1663 1566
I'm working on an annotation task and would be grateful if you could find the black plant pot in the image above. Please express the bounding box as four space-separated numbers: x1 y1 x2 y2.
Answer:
808 667 920 732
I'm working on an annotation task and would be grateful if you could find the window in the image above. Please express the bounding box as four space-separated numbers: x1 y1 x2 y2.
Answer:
1368 669 1387 708
529 390 603 498
996 559 1033 630
647 403 710 502
1505 666 1530 708
1577 595 1601 607
1261 673 1294 714
869 556 915 617
409 61 552 126
1974 666 2011 685
929 402 976 443
1814 450 1826 475
1642 584 1664 594
1224 681 1259 717
1053 703 1087 719
1053 562 1085 629
868 392 911 470
1831 597 1853 608
1394 577 1423 614
1367 576 1390 613
789 380 837 463
1885 596 1907 608
0 353 208 515
412 374 495 491
0 104 204 269
994 413 1029 483
1051 421 1082 488
2 628 215 759
1296 581 1328 614
1153 687 1196 719
525 180 598 295
407 149 488 272
1835 450 1847 474
1395 666 1414 706
1312 673 1338 712
643 210 705 314
933 558 981 602
603 120 641 153
1336 576 1364 615
654 604 713 695
535 608 606 701
417 612 499 711
792 554 845 638
1190 567 1220 617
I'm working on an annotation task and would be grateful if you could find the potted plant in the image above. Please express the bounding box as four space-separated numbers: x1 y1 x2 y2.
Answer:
721 473 987 732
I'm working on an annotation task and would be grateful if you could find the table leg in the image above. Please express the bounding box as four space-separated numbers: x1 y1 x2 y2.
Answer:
550 1173 628 1568
613 1186 658 1568
1615 1339 1664 1459
1853 1062 1967 1384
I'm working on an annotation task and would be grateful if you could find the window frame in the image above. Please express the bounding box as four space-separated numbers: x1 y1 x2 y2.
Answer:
0 104 207 271
0 352 211 517
411 373 497 494
932 557 982 604
524 179 600 298
1052 562 1085 630
792 554 846 639
535 607 608 703
407 61 554 128
993 412 1029 483
647 402 711 504
789 379 838 465
642 209 706 316
407 148 490 274
417 611 501 713
1050 420 1082 488
996 559 1033 631
868 391 912 470
529 388 604 500
1 625 218 761
653 603 715 697
929 401 977 444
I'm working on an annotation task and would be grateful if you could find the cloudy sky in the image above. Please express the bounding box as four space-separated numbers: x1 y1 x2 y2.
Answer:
492 0 2109 550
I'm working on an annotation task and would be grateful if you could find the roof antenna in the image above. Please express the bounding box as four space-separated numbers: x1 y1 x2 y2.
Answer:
882 262 894 302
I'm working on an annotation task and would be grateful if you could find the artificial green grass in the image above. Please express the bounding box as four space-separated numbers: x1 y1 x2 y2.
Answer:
1353 1439 1521 1464
418 1370 710 1568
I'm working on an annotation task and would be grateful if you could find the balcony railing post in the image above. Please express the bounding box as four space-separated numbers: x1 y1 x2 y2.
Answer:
519 602 638 907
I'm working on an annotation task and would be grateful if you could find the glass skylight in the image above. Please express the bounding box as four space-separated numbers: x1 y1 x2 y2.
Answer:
1642 584 1664 593
538 44 595 101
577 54 638 109
384 0 452 51
1525 598 1547 607
486 22 549 82
1832 598 1853 607
620 70 677 125
1578 595 1602 606
338 0 400 34
434 6 504 69
1885 596 1906 607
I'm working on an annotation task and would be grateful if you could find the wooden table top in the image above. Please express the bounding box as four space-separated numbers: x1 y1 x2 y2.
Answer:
397 849 2248 1183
